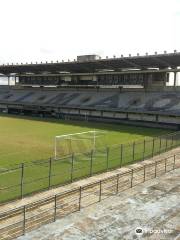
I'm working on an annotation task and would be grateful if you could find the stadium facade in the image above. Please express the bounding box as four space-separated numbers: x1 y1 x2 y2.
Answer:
0 52 180 129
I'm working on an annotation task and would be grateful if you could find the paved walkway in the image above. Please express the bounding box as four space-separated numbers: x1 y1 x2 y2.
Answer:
17 168 180 240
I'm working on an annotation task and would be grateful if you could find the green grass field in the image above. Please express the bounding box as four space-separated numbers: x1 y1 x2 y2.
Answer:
0 114 171 167
0 114 176 203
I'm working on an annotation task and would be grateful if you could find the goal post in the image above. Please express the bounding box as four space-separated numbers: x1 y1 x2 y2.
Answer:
54 130 106 159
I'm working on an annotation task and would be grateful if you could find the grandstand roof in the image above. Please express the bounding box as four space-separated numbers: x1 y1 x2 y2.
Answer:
0 52 180 75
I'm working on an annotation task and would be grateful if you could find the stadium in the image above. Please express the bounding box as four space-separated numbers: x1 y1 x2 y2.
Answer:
1 53 180 127
0 53 180 239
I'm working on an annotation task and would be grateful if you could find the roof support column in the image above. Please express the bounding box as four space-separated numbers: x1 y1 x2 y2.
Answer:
164 73 168 87
174 71 177 87
8 76 10 86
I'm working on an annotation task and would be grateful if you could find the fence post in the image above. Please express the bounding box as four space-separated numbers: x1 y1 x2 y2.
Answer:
143 164 146 182
165 137 168 151
152 138 155 158
99 181 102 202
79 186 82 211
116 174 119 194
155 161 157 178
22 205 26 235
132 142 135 162
21 163 24 199
120 144 123 167
159 137 162 154
173 155 176 170
48 158 52 189
130 169 133 188
143 139 146 160
90 150 93 176
106 147 109 170
54 195 57 221
71 154 74 182
165 158 167 173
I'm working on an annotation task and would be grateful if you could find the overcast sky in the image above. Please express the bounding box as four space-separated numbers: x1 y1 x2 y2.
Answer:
0 0 180 64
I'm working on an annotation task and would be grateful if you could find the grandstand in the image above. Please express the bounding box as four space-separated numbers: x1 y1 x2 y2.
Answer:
1 52 180 240
0 52 180 128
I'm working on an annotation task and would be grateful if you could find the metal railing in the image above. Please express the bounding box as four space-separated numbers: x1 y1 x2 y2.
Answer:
0 131 180 203
0 153 179 240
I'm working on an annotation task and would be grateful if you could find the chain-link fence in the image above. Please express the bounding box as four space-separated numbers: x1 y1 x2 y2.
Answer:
0 131 180 203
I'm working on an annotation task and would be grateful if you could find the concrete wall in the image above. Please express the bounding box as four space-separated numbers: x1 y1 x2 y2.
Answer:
114 112 127 119
80 110 90 115
158 115 180 124
102 112 114 118
141 114 157 122
60 109 70 114
68 109 79 114
91 110 101 116
128 113 142 121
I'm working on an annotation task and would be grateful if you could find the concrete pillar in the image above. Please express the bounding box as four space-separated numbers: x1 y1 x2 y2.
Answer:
164 73 168 87
174 72 177 87
8 76 10 86
175 72 179 86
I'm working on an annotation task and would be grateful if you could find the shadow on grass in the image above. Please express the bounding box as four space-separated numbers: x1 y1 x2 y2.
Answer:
0 113 173 138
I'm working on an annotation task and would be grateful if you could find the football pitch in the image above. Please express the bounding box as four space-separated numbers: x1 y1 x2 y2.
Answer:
0 114 171 167
0 114 175 203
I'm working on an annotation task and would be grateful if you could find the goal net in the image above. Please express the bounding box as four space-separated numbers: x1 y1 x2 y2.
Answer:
54 130 106 159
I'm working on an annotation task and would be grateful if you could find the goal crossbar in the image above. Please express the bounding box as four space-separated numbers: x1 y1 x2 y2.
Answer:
55 130 104 138
54 130 106 159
